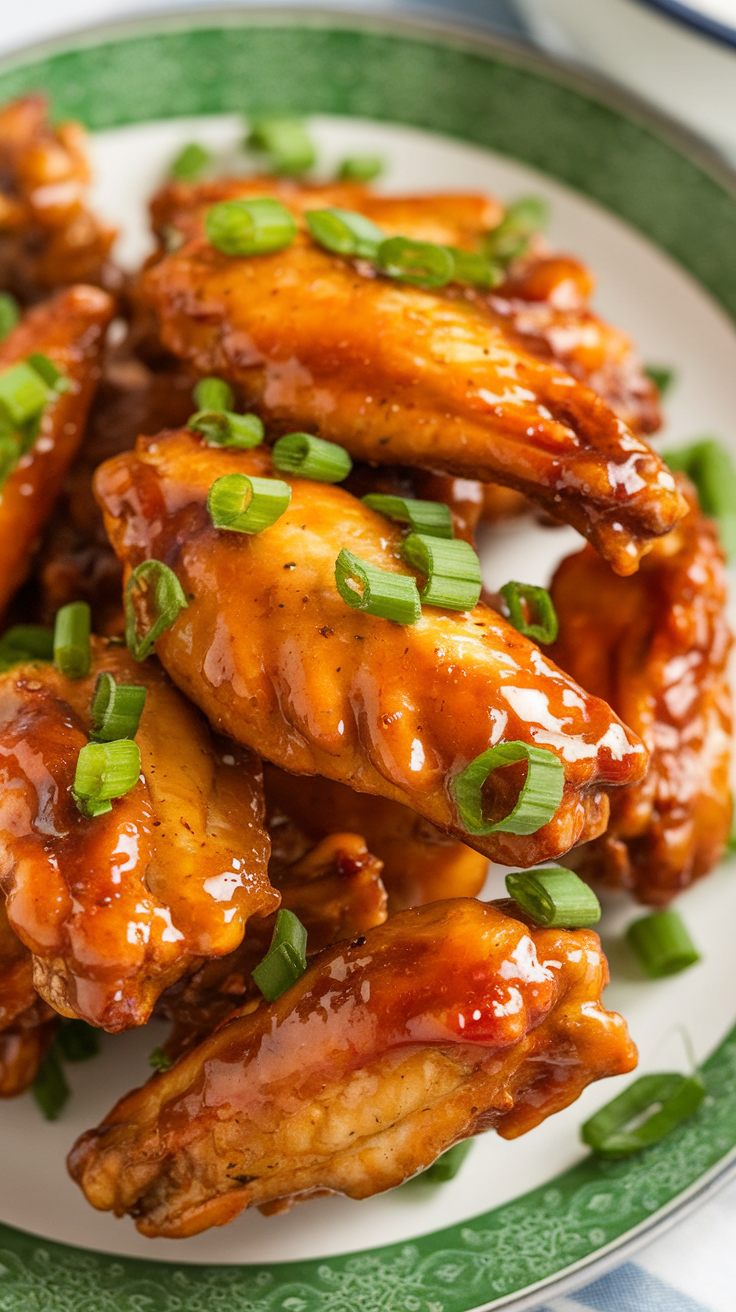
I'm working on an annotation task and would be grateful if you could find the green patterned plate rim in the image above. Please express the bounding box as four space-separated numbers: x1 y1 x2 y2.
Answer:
1 11 736 1311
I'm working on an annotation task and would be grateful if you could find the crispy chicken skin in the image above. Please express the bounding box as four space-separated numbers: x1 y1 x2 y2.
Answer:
0 1012 56 1096
0 895 36 1030
69 898 636 1236
549 482 733 905
96 429 648 868
0 640 276 1031
142 179 682 573
0 285 114 618
0 96 116 299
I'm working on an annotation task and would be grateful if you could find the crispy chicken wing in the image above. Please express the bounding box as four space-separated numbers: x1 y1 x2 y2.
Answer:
0 285 114 618
0 640 276 1030
69 898 636 1236
142 179 682 573
0 895 36 1030
0 1010 56 1096
96 429 648 868
549 482 733 904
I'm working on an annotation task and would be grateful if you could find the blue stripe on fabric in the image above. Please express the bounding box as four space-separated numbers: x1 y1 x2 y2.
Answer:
546 1261 712 1312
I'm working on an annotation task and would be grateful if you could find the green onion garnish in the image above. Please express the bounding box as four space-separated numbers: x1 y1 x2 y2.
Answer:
419 1140 473 1183
401 533 482 611
32 1046 70 1121
505 867 601 928
149 1047 173 1072
0 431 19 486
645 365 676 397
193 376 234 412
53 601 91 680
57 1019 101 1063
72 739 142 818
0 292 20 342
125 559 188 662
663 438 736 559
27 353 69 393
206 198 297 257
170 141 210 182
335 548 421 625
483 196 549 265
188 408 264 450
362 493 453 539
0 360 49 425
499 580 559 644
581 1072 706 1159
376 236 455 289
271 431 352 482
446 247 502 290
306 207 385 259
337 155 384 183
246 117 316 176
252 908 308 1002
207 472 292 534
452 741 564 836
0 623 54 671
626 910 700 979
90 672 146 742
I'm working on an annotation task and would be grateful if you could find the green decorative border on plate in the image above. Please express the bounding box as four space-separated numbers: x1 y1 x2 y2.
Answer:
1 12 736 1310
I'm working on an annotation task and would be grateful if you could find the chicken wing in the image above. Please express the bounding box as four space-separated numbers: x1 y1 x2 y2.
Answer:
0 895 36 1031
0 639 276 1030
142 179 683 573
0 1010 56 1097
549 481 733 904
69 898 636 1236
96 429 648 868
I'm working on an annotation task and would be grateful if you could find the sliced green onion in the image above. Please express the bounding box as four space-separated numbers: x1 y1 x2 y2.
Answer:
72 739 142 818
452 741 564 836
306 207 385 259
272 431 352 482
207 472 291 535
581 1072 706 1159
419 1140 473 1183
125 559 188 662
663 438 736 558
252 908 308 1002
149 1046 173 1073
401 533 482 611
0 360 49 425
188 408 264 450
626 910 700 979
483 196 549 265
446 247 502 290
505 867 601 928
0 431 19 485
27 353 69 392
246 117 316 176
0 292 20 341
0 623 54 671
335 548 421 625
645 364 675 397
53 601 91 679
90 672 147 742
193 376 234 413
362 493 453 539
337 155 384 183
57 1019 101 1063
32 1045 69 1121
170 141 210 181
205 198 297 257
499 580 559 644
376 236 454 289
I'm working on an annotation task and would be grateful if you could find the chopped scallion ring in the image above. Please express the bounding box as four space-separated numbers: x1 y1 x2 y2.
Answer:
0 360 49 425
499 580 559 644
0 292 19 342
32 1046 69 1121
149 1047 173 1072
452 741 564 836
483 196 549 265
53 602 91 679
505 867 601 928
418 1140 473 1183
581 1072 706 1159
446 246 502 290
337 155 384 183
125 559 188 662
207 472 292 535
272 431 352 482
0 432 19 488
362 493 453 539
626 909 700 978
0 623 54 671
72 739 142 818
27 353 69 392
246 117 316 176
645 364 675 397
663 438 736 559
170 141 210 181
193 376 234 413
206 198 297 257
376 235 455 289
90 672 147 742
189 408 264 449
306 207 385 259
335 548 421 625
252 908 308 1001
401 532 482 610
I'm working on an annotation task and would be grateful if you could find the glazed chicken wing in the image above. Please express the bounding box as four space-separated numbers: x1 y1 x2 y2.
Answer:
0 1010 57 1097
69 898 636 1236
142 179 683 573
0 640 276 1030
549 481 733 904
96 429 648 868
